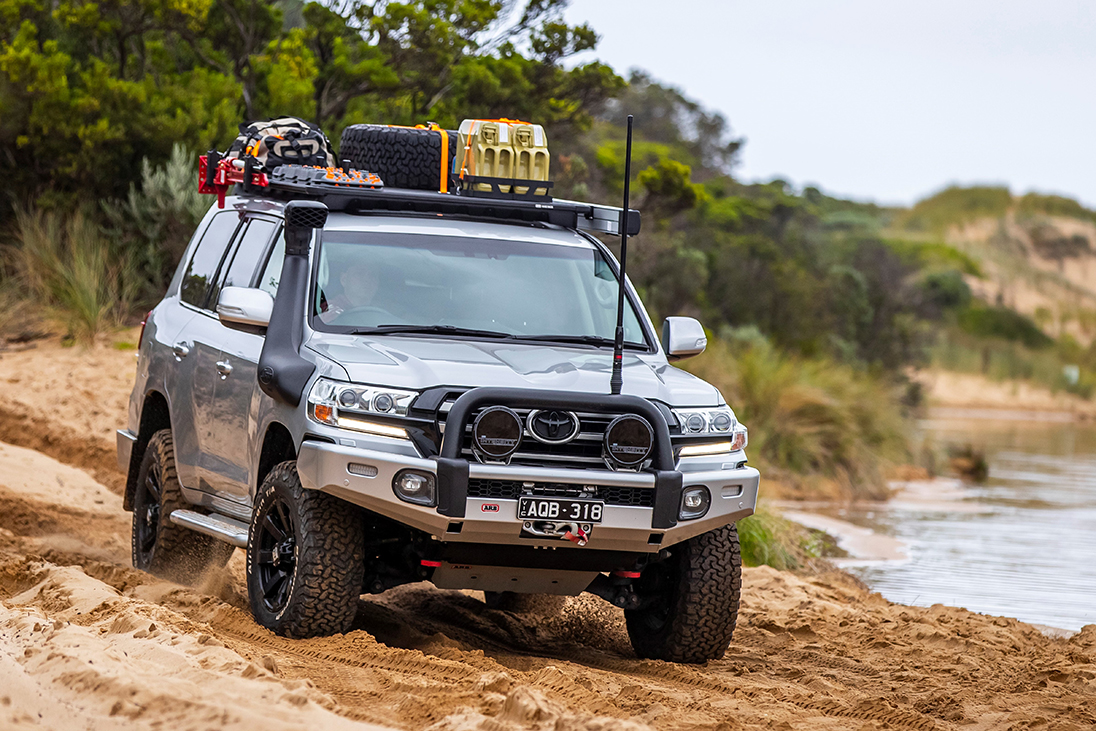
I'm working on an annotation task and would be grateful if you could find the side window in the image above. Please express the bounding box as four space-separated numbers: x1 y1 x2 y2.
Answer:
180 213 241 308
257 228 286 299
209 218 278 306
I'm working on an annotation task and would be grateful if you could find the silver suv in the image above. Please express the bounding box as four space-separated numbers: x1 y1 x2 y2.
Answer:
117 191 759 663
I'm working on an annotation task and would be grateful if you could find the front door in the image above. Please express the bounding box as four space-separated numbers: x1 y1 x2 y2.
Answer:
204 217 282 501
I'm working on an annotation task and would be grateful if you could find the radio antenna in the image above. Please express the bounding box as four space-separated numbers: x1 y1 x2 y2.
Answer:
610 115 634 396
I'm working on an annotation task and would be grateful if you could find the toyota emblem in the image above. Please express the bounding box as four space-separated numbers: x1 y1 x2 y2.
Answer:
527 409 580 445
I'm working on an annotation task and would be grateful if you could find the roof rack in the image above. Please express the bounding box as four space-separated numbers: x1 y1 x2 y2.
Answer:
200 156 640 237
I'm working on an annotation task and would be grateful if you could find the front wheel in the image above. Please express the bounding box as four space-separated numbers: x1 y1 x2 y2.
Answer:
624 523 743 663
246 461 365 638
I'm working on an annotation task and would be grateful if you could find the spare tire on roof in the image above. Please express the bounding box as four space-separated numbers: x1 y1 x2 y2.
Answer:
339 124 458 192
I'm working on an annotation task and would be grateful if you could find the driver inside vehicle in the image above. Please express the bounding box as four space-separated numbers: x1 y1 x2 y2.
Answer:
318 261 387 324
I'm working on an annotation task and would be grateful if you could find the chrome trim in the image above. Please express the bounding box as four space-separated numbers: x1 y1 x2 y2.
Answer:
169 510 248 547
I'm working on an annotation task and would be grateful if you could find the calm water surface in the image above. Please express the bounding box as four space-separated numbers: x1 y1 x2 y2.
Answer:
836 415 1096 631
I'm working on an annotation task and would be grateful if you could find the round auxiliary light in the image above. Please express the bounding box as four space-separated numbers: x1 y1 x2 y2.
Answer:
603 414 654 469
338 388 359 408
373 393 395 413
471 406 523 463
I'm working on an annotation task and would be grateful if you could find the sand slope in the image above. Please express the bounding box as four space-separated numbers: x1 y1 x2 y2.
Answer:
1 337 1095 730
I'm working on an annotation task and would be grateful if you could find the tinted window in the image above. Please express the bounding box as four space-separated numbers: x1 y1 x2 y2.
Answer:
180 213 240 307
257 229 286 299
209 218 278 306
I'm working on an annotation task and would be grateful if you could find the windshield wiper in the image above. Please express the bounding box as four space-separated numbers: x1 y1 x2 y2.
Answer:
518 334 646 349
350 324 515 339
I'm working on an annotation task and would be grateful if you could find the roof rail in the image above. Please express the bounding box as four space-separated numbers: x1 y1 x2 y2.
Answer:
245 163 639 236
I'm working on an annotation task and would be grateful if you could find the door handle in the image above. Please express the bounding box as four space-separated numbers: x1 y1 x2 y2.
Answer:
216 359 234 378
172 342 191 359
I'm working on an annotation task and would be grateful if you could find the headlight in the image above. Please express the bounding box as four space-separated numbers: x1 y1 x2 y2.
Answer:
672 406 737 434
307 377 418 439
676 424 748 457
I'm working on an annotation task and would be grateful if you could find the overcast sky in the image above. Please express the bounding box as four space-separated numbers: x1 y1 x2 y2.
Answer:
563 0 1096 208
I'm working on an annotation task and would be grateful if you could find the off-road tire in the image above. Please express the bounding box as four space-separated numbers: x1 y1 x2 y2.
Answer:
246 461 365 638
339 124 457 192
131 429 235 584
624 523 742 663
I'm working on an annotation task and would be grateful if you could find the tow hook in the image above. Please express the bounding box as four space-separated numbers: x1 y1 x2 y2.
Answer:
523 521 592 545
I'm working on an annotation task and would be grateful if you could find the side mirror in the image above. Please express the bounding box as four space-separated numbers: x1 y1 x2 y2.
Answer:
662 317 707 360
217 287 274 328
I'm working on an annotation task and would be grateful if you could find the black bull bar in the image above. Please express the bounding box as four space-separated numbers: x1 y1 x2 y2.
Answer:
433 388 684 529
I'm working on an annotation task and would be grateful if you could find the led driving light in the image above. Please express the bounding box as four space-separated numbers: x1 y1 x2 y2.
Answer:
393 469 436 506
677 425 748 458
679 486 711 520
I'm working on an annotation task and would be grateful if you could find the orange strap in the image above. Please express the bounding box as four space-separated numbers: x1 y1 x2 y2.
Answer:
431 124 448 193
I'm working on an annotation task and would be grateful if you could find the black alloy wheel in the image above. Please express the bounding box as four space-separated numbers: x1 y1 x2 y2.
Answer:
130 429 235 583
246 461 365 638
255 495 298 613
132 455 164 567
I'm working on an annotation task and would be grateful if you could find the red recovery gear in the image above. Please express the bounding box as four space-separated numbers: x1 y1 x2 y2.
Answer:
199 154 269 208
563 527 590 547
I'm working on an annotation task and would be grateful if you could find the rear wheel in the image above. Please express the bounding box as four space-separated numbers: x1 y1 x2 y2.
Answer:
131 429 234 584
624 523 742 663
246 461 365 637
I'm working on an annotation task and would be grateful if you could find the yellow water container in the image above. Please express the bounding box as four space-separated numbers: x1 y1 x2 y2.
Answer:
457 118 550 196
512 123 550 196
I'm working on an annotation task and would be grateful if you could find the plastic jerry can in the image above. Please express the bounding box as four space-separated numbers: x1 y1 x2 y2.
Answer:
458 119 514 192
512 123 549 196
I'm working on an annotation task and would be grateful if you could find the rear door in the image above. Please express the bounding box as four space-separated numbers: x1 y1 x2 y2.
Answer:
203 216 281 500
170 210 243 492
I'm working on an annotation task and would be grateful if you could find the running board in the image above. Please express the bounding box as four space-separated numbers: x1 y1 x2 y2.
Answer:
169 510 249 548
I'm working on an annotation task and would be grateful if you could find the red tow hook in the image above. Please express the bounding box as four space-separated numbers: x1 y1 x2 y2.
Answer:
563 527 589 547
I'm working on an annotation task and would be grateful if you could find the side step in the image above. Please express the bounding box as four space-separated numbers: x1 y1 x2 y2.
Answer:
169 510 249 548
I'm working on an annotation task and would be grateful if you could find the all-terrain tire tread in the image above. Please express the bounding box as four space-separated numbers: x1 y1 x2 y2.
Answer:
132 430 234 584
625 523 742 663
248 461 365 638
339 125 457 192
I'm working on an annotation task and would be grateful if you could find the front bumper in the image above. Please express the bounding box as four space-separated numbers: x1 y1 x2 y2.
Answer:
296 439 759 553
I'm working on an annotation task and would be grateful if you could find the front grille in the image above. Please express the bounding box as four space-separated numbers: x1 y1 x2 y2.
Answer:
467 479 654 508
438 400 624 468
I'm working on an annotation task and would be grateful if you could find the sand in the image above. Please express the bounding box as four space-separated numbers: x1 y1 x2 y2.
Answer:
1 336 1095 730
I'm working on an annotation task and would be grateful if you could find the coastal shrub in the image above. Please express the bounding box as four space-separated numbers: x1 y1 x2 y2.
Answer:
896 186 1013 232
958 306 1053 349
683 335 910 500
10 208 133 341
103 144 211 304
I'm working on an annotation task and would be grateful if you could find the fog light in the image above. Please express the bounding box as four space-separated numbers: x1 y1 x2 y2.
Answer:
393 469 436 506
679 486 710 520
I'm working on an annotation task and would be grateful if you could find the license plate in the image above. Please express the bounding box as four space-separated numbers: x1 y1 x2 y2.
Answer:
517 497 604 523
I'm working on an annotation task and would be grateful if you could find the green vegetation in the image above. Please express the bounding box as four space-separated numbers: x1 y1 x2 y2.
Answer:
684 334 909 500
2 0 1094 569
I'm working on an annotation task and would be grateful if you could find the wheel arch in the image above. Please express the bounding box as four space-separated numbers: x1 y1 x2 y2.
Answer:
255 421 297 499
124 389 172 511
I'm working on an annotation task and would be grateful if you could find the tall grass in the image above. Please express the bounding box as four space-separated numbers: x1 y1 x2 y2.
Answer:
10 208 134 341
684 333 910 499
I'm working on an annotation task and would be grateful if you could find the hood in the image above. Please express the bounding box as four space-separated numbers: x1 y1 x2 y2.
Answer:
305 334 722 407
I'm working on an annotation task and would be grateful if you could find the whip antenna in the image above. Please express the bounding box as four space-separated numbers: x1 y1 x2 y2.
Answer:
610 115 634 396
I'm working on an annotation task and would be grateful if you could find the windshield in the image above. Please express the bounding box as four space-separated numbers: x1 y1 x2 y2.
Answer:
311 230 648 346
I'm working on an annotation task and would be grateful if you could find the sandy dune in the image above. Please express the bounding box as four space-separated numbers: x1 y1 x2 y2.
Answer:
1 337 1095 730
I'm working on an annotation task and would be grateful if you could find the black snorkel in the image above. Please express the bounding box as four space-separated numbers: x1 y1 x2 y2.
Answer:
257 200 329 406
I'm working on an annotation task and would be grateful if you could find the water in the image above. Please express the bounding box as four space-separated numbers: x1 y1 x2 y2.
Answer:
836 414 1096 632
